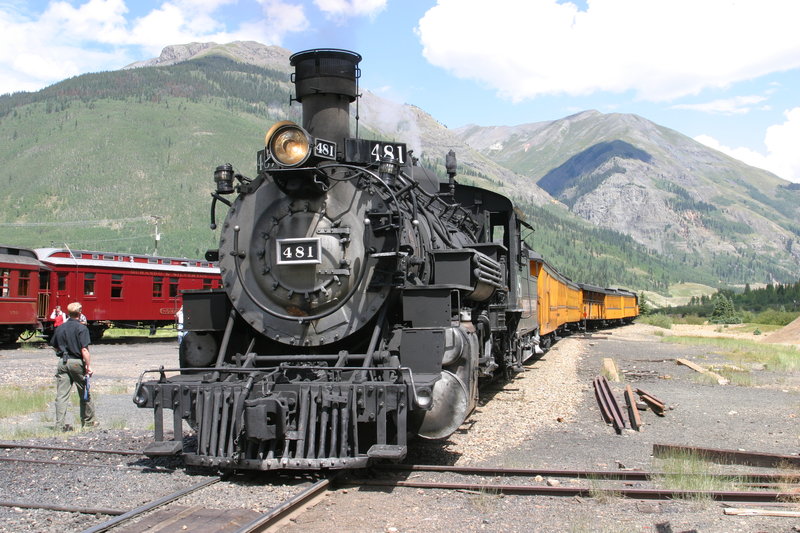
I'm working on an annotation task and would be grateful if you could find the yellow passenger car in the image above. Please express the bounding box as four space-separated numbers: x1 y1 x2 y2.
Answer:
529 252 581 337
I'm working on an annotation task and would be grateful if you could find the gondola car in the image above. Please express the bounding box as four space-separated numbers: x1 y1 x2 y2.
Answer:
132 48 639 471
0 245 45 344
35 248 221 340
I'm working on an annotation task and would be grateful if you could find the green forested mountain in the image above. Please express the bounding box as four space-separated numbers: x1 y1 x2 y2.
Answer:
1 42 797 294
1 55 299 258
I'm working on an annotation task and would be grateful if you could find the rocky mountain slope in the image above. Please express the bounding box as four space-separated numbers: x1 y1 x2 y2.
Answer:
455 111 800 280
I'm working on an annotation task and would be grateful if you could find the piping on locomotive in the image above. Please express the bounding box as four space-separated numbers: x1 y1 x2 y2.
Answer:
133 49 638 470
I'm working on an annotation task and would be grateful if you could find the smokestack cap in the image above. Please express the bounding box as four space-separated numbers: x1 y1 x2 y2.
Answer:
290 49 362 103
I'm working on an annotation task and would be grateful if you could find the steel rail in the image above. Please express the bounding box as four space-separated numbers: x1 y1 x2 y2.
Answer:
348 479 797 502
0 456 174 472
0 499 124 516
81 477 221 533
233 476 334 533
0 442 142 456
375 464 800 483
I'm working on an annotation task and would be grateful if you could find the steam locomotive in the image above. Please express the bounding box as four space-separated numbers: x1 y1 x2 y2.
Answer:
133 49 637 470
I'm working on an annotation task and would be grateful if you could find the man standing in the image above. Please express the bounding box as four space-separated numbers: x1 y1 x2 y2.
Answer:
50 302 97 431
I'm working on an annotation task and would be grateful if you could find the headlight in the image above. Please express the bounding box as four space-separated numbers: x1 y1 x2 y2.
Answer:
265 121 311 167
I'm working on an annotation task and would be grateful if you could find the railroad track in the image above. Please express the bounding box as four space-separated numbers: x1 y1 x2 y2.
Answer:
352 464 800 502
2 442 797 530
0 442 334 532
80 475 333 533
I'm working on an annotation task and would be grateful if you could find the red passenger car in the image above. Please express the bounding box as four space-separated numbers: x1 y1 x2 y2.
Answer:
35 248 220 340
0 245 45 344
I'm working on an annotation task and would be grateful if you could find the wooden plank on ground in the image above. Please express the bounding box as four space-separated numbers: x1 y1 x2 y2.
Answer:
724 508 800 517
116 505 261 532
602 358 620 382
676 358 729 385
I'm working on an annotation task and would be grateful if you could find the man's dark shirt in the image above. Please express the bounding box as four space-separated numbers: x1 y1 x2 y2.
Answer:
50 319 91 358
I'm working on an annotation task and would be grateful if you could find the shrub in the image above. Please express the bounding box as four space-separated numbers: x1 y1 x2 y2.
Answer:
673 314 706 325
639 314 673 329
752 310 799 326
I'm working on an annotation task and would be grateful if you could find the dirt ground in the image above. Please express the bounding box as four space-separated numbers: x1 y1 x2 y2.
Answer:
765 315 800 346
668 321 800 348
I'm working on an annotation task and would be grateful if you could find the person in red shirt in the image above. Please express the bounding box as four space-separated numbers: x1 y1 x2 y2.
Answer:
50 306 66 328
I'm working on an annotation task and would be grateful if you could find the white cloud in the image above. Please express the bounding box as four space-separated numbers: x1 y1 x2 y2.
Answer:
417 0 800 102
0 0 133 94
314 0 386 17
0 0 395 95
696 107 800 183
671 95 767 115
0 0 311 95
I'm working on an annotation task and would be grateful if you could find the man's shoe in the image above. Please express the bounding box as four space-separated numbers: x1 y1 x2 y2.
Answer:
61 424 73 432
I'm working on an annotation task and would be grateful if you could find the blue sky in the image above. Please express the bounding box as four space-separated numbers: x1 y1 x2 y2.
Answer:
1 0 799 182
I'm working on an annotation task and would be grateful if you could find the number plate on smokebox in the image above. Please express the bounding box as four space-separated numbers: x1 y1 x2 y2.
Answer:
276 238 322 265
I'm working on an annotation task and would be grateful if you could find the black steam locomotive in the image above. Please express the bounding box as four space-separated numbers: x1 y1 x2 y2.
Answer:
134 49 542 470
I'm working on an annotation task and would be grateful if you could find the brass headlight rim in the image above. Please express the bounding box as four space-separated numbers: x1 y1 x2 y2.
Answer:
265 121 311 167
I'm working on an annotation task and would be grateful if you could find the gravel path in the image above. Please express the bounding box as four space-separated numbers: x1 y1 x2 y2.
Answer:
0 324 798 532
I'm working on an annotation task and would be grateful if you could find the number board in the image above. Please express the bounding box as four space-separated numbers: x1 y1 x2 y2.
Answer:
344 139 407 165
276 238 322 265
314 138 337 160
256 148 269 173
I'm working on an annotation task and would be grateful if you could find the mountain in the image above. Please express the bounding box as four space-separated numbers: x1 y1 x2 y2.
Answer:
455 111 800 282
1 41 798 292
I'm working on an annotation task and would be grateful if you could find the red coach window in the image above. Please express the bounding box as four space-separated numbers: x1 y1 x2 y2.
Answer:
84 273 95 296
58 272 67 291
111 274 123 298
18 270 30 297
202 277 214 289
168 278 179 298
152 276 163 298
0 269 9 297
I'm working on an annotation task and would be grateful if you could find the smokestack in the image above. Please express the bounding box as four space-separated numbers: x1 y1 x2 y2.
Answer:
289 49 361 147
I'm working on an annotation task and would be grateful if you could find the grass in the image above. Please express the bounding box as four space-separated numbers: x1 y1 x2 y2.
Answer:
0 386 51 419
14 326 178 347
103 326 178 339
714 366 754 386
660 335 800 372
468 487 501 513
587 475 621 502
653 449 753 501
104 383 131 395
0 426 62 439
107 418 129 430
727 323 783 335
